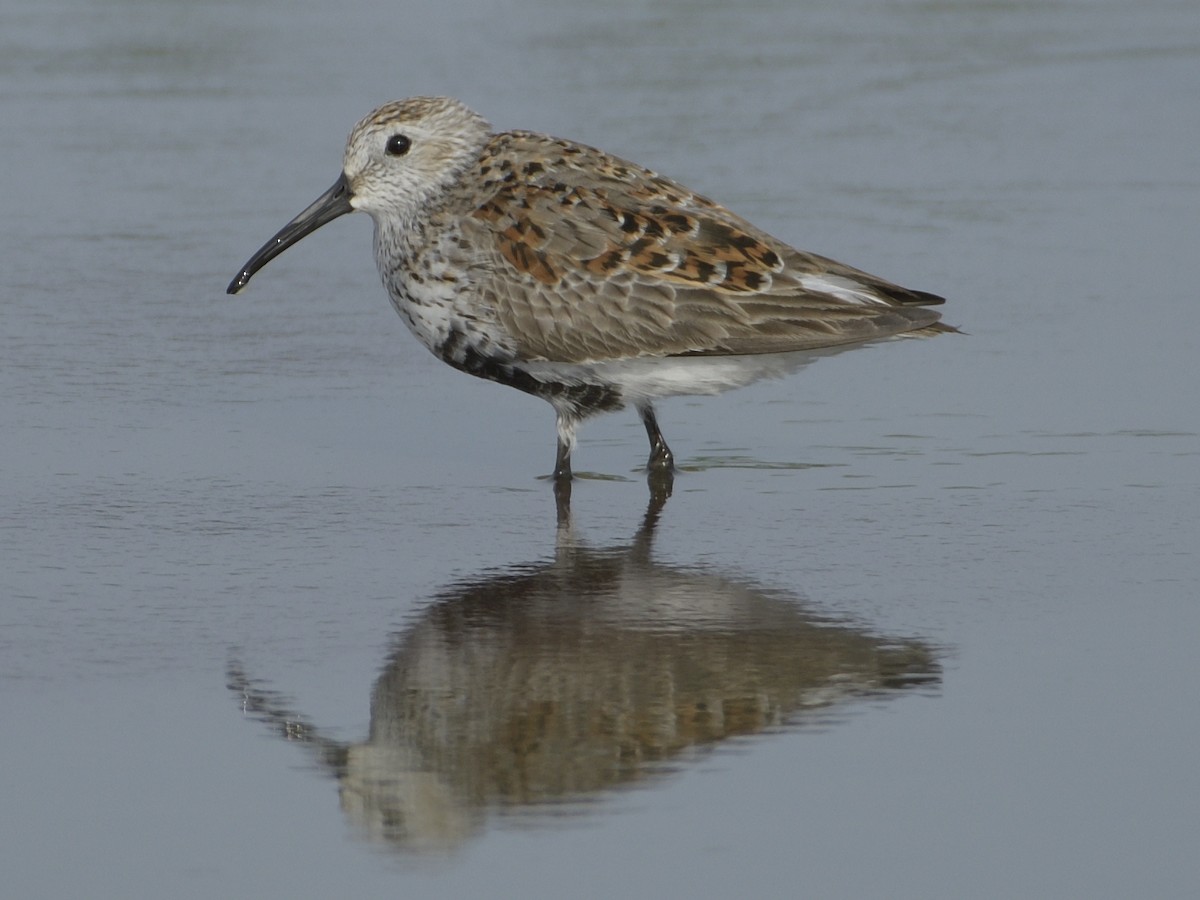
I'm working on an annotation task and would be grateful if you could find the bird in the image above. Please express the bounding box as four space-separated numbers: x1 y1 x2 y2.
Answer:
228 96 952 483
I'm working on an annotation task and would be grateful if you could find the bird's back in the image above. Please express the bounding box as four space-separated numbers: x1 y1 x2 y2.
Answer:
437 129 948 366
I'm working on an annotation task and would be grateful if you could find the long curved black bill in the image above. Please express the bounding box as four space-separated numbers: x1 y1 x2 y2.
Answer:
227 173 353 294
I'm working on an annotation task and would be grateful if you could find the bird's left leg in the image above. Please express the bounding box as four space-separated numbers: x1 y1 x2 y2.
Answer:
637 402 675 472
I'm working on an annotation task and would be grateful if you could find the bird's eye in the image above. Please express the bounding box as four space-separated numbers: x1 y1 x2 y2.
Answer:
385 134 412 156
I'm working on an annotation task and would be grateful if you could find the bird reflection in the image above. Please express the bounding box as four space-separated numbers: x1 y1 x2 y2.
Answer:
228 485 940 854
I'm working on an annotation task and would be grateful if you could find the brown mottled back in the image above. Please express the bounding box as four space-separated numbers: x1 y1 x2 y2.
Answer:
459 131 947 364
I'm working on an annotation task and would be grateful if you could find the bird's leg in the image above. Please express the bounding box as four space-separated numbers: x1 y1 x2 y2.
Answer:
638 402 677 502
553 438 573 482
638 403 675 472
552 409 577 482
553 472 573 528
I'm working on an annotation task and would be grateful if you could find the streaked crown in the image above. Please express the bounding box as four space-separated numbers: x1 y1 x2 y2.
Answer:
343 96 492 220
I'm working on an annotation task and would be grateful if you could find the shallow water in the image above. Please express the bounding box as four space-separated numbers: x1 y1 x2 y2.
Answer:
3 0 1198 897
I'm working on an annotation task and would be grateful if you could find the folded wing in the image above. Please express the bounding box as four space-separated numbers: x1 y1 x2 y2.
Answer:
465 133 947 364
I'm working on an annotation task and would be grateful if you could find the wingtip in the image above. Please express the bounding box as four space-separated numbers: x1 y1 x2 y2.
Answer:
910 289 946 306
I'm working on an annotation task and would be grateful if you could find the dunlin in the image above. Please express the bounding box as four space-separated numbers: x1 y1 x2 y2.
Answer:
228 96 952 482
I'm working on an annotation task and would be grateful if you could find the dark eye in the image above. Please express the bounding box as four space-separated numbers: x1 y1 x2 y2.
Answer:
385 134 411 156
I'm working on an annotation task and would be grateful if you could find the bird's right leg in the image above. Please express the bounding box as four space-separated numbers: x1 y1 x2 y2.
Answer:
552 410 577 482
553 437 573 481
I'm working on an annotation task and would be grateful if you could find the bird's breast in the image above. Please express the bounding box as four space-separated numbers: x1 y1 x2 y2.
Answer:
372 219 503 355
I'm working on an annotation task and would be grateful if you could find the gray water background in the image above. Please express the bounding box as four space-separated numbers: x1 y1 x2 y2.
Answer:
3 0 1198 897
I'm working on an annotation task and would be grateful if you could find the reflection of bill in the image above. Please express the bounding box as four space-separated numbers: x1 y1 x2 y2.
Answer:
229 493 940 854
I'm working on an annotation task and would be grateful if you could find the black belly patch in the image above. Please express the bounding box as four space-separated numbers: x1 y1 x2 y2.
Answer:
437 330 624 419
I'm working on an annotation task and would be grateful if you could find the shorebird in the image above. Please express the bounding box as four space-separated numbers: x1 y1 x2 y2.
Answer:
228 96 952 482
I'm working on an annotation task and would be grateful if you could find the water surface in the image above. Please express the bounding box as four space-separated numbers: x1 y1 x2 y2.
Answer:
3 0 1198 897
